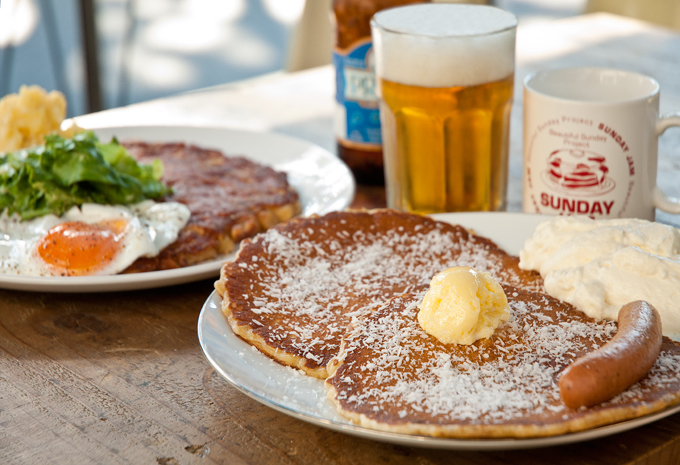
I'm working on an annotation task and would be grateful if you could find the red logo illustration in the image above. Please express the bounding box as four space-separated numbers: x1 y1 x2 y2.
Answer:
543 149 615 196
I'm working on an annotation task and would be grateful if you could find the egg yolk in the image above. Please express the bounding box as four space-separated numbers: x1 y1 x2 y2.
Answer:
37 219 128 276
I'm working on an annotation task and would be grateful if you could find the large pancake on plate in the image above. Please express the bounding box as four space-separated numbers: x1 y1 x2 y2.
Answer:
325 290 680 438
214 210 543 378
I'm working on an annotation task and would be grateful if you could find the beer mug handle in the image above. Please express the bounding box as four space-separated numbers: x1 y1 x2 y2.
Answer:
654 113 680 214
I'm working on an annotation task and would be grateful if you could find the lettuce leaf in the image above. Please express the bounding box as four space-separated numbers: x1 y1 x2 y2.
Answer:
0 131 171 220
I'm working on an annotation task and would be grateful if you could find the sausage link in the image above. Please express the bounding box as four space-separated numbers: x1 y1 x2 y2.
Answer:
559 301 662 409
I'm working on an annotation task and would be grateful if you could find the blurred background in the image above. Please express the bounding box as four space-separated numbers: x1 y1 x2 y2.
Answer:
0 0 589 117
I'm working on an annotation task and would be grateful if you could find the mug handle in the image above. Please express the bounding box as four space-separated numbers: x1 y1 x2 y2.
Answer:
654 113 680 213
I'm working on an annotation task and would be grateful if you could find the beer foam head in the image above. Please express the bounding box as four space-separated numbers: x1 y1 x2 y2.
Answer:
371 4 517 88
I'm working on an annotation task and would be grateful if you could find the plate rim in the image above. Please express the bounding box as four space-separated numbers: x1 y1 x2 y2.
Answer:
197 211 680 450
0 125 355 293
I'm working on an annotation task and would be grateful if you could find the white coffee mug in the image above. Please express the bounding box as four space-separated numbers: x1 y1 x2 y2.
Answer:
523 67 680 220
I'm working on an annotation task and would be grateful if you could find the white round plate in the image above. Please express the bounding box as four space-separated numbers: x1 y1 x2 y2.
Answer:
198 212 680 450
0 126 355 293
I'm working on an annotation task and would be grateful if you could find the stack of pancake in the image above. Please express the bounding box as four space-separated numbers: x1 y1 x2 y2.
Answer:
214 209 680 438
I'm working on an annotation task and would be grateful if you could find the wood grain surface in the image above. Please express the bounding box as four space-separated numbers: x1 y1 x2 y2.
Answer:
1 187 679 464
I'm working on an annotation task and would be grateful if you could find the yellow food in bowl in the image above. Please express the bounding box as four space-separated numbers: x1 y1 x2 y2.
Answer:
0 85 73 153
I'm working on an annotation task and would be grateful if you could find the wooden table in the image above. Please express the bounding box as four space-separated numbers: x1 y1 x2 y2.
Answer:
3 13 680 464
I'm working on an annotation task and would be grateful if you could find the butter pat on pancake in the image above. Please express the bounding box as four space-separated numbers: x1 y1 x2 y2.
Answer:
325 289 680 438
216 210 543 378
418 266 509 345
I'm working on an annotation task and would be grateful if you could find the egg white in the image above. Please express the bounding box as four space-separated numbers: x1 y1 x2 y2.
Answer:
0 201 190 276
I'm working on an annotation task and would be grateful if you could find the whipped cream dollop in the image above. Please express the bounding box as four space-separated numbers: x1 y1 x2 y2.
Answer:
519 216 680 339
418 266 510 345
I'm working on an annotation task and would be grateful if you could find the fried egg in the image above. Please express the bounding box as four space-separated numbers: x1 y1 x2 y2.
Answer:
0 201 190 276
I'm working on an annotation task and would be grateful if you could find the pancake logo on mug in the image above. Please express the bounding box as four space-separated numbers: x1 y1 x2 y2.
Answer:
544 149 615 194
525 116 635 218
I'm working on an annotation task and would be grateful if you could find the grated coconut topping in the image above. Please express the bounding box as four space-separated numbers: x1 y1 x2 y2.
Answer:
224 214 541 369
328 293 680 425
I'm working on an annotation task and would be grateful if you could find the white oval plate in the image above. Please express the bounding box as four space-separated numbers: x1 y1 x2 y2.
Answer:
0 126 355 293
198 212 680 450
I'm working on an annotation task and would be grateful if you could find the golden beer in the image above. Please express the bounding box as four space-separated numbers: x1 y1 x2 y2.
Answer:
380 75 514 213
371 4 517 214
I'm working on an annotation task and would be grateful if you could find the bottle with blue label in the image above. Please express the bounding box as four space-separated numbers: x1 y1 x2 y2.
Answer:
332 0 427 185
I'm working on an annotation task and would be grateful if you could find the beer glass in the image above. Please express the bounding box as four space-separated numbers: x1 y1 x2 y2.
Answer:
371 4 517 213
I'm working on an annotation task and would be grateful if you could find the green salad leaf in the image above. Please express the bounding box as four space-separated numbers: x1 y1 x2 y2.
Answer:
0 131 171 220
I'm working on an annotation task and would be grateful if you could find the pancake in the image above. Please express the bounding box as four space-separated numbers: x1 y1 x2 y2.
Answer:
215 210 543 378
123 141 301 272
325 290 680 438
